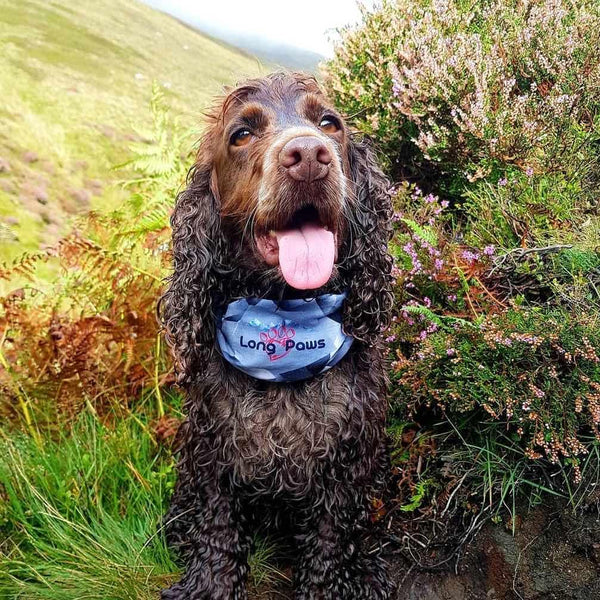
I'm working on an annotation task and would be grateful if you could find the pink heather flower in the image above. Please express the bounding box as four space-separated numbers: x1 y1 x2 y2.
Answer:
441 200 449 208
425 193 436 203
447 294 457 302
423 296 432 307
531 385 545 398
525 166 534 177
434 258 444 270
498 178 508 187
461 249 480 262
446 348 456 356
483 245 495 256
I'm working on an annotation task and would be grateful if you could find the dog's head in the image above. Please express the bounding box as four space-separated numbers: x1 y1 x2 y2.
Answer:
161 73 393 383
201 73 351 289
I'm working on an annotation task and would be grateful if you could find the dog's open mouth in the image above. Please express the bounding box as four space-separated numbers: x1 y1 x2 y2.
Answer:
255 205 337 290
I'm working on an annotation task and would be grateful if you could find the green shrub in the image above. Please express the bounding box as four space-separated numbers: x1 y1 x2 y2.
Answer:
392 309 600 481
385 183 600 498
325 0 600 244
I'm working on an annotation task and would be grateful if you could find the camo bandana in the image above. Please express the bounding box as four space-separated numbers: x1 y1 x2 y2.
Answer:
215 293 353 382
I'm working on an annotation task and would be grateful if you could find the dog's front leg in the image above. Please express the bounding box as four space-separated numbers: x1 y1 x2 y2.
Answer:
293 510 390 599
293 467 392 599
161 463 251 599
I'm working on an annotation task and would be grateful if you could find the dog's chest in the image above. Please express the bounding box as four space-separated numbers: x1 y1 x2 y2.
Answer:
208 366 361 488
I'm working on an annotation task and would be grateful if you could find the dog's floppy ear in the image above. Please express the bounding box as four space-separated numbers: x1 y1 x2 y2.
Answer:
159 135 226 386
341 136 394 346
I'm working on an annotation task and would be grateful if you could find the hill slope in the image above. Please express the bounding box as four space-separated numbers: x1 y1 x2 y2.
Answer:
0 0 262 261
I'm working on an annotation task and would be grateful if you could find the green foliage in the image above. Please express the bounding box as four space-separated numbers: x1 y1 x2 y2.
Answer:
0 412 286 599
0 413 178 599
384 180 600 516
394 309 600 472
462 169 591 247
399 479 431 512
247 536 289 589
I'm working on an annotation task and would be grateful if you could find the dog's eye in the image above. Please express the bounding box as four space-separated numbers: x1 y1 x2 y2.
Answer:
230 128 252 147
319 116 340 134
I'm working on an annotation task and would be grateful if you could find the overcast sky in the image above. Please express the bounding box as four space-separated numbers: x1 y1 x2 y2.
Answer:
141 0 374 56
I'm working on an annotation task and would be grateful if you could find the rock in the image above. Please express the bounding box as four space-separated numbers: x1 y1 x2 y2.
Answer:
390 502 600 600
403 576 468 600
34 188 48 204
20 183 48 204
22 151 39 163
69 188 91 208
84 178 103 196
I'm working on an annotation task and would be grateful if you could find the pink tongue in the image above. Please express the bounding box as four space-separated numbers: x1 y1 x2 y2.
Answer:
275 223 335 290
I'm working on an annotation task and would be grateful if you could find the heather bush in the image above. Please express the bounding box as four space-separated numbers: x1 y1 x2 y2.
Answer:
325 0 600 245
392 309 600 482
385 182 600 496
326 2 600 490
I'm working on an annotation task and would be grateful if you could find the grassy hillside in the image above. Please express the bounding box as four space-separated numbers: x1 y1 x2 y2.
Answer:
0 0 262 262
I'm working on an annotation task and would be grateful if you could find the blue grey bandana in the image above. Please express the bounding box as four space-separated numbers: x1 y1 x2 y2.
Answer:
215 293 353 382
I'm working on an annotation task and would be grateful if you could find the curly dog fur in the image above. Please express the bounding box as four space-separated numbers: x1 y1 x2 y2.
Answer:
159 72 394 599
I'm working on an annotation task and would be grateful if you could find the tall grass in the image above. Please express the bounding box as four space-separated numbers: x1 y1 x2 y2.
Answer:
0 413 178 599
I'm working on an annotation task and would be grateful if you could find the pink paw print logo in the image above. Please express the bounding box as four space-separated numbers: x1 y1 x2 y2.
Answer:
260 325 296 361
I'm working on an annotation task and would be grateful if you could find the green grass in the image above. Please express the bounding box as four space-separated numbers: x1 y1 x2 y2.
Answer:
0 0 262 263
426 414 600 530
0 413 179 599
0 412 285 599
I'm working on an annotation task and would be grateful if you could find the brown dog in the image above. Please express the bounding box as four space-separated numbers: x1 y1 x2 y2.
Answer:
160 72 394 599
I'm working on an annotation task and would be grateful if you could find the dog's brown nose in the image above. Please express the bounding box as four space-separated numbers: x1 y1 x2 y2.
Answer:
279 136 332 182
